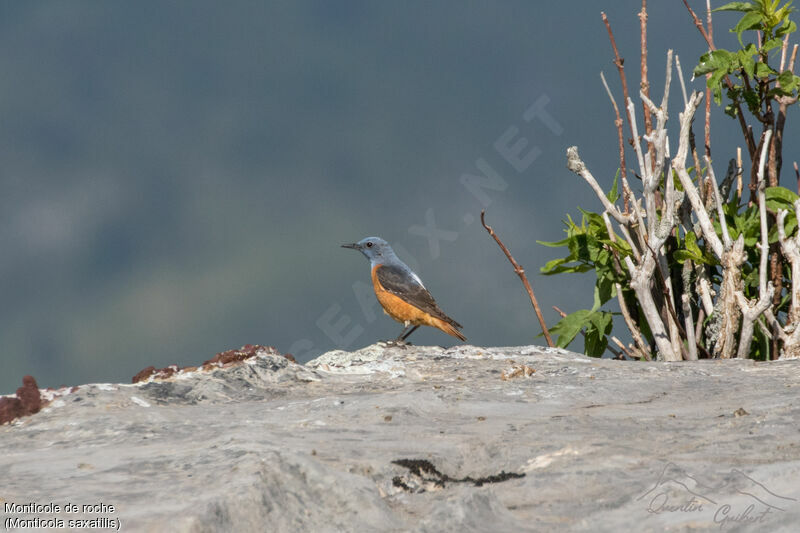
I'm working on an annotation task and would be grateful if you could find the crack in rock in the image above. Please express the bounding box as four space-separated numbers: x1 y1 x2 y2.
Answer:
391 458 525 491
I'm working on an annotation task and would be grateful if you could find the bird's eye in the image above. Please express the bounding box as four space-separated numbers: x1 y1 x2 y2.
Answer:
366 242 373 248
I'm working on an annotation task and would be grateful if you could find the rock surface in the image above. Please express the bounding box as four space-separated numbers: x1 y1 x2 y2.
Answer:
2 344 800 532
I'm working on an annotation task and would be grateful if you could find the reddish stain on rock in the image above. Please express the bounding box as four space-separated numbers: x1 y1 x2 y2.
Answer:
0 375 44 425
131 366 156 384
132 344 295 383
131 365 180 384
202 344 293 368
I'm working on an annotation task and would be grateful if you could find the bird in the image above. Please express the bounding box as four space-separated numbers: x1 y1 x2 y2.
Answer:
342 237 466 343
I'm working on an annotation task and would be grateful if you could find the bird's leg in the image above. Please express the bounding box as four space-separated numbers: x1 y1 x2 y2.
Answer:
392 325 412 343
384 323 419 347
399 325 420 342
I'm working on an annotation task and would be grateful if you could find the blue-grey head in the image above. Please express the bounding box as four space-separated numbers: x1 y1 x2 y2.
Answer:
341 236 398 264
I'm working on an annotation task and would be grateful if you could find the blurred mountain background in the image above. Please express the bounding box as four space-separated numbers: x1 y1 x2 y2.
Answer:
1 1 791 392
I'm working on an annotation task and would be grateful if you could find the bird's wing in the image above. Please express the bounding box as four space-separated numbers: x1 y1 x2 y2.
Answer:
375 264 462 328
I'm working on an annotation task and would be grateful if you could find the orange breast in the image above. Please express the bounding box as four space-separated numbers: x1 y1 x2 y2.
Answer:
370 264 465 341
371 264 432 326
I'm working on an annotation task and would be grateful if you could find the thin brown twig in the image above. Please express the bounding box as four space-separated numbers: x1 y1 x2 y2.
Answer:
600 71 630 213
552 306 623 358
687 106 705 203
704 0 713 158
794 161 800 193
682 0 757 159
706 0 713 46
639 0 655 167
774 45 800 187
684 0 714 47
705 86 712 159
601 12 635 152
695 307 705 346
481 210 554 347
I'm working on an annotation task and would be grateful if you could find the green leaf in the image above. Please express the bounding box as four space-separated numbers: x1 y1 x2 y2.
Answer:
589 309 613 333
777 69 798 91
776 19 797 37
537 237 572 248
763 37 784 51
754 61 777 80
540 257 572 274
541 263 594 275
577 207 606 230
607 168 621 203
585 311 613 357
598 237 632 257
685 231 703 258
766 186 799 205
568 233 605 264
784 216 798 238
593 272 616 311
709 69 729 104
738 46 757 78
734 11 767 46
584 333 608 358
678 230 719 265
673 250 699 265
549 309 593 349
695 49 736 76
713 2 757 12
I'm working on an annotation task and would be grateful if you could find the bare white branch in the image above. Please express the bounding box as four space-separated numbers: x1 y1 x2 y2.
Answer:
566 147 632 225
756 129 773 295
777 199 800 324
735 283 775 358
672 91 725 259
696 269 715 316
660 49 673 112
599 71 622 121
674 54 689 107
706 157 732 248
602 212 651 360
629 250 678 360
733 160 775 358
627 97 651 189
716 236 746 358
682 293 698 360
618 223 643 263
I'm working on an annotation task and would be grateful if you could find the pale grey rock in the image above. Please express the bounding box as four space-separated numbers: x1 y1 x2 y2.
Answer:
2 345 800 532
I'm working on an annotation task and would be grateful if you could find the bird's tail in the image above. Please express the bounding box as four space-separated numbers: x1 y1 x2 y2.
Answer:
434 318 466 342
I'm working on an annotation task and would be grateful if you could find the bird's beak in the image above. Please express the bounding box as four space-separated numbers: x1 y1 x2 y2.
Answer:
341 243 359 250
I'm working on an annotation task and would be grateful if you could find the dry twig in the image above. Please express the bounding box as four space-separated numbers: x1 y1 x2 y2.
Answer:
601 12 635 149
794 161 799 193
639 1 655 167
481 210 554 347
681 0 757 159
600 71 630 212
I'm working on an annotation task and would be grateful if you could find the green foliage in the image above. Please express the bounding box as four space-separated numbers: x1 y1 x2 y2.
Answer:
547 308 613 357
541 3 800 359
538 176 633 357
673 230 719 265
540 179 798 357
694 0 800 114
